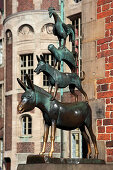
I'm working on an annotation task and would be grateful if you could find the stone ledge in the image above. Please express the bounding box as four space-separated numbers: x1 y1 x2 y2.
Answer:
17 163 113 170
26 155 105 164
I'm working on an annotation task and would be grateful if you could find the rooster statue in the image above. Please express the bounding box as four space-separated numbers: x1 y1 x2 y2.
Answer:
48 7 75 48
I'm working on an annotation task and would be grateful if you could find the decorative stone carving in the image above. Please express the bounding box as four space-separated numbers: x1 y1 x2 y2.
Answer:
18 24 34 41
6 30 12 44
41 23 54 34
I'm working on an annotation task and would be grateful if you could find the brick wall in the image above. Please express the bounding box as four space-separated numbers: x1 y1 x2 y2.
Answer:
17 142 34 153
6 33 12 92
5 0 12 17
0 24 2 37
17 0 34 12
5 95 12 151
0 67 4 81
41 142 60 153
41 0 59 11
97 0 113 162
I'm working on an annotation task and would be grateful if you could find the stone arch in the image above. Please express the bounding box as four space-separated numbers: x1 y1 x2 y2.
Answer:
18 24 34 41
41 23 54 34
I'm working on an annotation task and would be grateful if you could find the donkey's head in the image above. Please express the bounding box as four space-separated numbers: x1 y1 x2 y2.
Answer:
17 74 36 114
34 55 46 74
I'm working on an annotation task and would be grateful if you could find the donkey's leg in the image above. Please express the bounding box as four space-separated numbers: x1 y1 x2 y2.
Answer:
80 126 92 159
69 84 78 102
40 124 49 155
49 121 56 157
87 125 99 159
51 83 58 100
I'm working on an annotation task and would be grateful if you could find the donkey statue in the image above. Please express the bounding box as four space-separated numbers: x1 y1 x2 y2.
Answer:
48 7 75 48
34 55 88 102
17 74 99 158
48 44 77 72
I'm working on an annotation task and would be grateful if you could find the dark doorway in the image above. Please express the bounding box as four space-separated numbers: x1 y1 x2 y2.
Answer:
4 158 11 170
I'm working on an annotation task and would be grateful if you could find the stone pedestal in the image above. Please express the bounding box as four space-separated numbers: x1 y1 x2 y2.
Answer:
17 155 113 170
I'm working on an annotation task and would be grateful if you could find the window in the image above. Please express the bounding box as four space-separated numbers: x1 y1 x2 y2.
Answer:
0 40 2 65
71 130 82 158
0 139 3 169
43 54 54 86
74 0 82 3
20 53 34 84
72 15 82 77
21 115 32 136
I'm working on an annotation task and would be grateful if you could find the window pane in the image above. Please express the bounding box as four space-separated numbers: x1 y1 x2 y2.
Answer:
51 55 54 66
44 54 49 63
20 54 34 83
71 132 81 158
22 116 32 136
28 129 32 134
28 54 33 66
21 55 26 67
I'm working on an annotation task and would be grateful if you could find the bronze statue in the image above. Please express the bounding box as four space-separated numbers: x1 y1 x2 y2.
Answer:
17 74 99 159
48 7 75 48
48 44 77 72
34 55 88 102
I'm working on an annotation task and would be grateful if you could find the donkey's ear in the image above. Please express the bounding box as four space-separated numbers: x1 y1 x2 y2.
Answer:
40 55 46 63
36 55 40 62
17 78 27 91
25 74 35 91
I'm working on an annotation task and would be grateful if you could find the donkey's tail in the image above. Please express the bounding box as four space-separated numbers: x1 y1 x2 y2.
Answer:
80 71 85 81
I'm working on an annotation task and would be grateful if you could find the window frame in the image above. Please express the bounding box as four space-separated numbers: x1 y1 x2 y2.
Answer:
21 115 32 136
20 53 34 84
72 15 82 77
71 129 82 158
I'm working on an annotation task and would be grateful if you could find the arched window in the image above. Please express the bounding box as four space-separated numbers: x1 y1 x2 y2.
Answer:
6 29 12 45
21 115 32 136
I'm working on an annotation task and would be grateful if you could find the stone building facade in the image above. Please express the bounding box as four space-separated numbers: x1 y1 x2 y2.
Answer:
0 0 113 169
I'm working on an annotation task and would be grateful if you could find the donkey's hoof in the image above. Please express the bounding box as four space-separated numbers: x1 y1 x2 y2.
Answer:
39 152 44 156
48 152 53 158
87 154 92 159
94 153 99 159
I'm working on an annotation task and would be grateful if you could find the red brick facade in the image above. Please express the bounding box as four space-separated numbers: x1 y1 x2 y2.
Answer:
17 142 34 153
0 24 2 37
97 0 113 162
6 32 12 92
0 67 4 81
5 95 12 151
41 142 60 153
41 0 59 11
17 0 34 12
5 0 12 17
